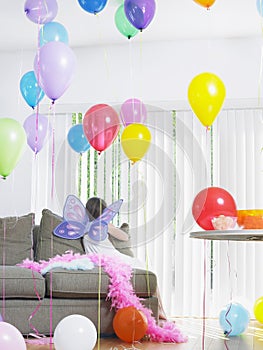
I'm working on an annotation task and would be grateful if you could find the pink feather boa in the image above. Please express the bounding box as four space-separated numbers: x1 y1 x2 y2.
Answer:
18 252 187 343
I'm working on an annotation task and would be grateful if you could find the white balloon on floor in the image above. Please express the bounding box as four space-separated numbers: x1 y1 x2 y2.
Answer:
54 314 97 350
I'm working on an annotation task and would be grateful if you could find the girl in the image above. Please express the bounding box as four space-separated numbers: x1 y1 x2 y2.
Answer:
82 196 167 320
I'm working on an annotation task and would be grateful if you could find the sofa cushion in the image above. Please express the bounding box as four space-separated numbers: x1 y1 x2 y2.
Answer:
45 267 157 298
35 209 85 261
0 266 45 298
0 213 34 265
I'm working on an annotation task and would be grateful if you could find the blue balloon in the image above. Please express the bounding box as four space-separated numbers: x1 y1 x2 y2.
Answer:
20 71 45 108
39 21 69 47
257 0 263 16
219 302 250 336
77 0 108 14
67 124 90 154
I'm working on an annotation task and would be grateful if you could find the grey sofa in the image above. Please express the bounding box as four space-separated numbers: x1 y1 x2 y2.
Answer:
0 210 158 335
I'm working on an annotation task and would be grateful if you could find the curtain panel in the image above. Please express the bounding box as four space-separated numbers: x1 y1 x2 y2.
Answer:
33 105 263 317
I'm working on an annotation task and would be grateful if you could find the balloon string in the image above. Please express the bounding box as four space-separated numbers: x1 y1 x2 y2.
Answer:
129 39 134 107
49 216 54 349
224 242 233 337
28 270 45 337
202 239 207 350
258 42 263 106
97 256 101 350
49 102 56 199
1 220 6 321
96 14 118 102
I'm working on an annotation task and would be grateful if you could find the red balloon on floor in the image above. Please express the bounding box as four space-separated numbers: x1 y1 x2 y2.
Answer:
113 306 148 342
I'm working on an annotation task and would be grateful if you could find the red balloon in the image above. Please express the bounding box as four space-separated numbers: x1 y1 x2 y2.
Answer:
113 306 148 343
192 187 237 230
83 104 120 153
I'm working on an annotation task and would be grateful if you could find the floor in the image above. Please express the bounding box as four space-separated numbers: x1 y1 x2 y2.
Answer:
24 318 263 350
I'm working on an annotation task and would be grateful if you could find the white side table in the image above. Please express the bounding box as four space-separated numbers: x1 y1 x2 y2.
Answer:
190 230 263 241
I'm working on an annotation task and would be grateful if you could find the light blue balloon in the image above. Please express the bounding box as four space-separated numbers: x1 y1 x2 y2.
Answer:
219 302 250 336
20 71 45 108
39 21 69 47
257 0 263 16
67 124 90 154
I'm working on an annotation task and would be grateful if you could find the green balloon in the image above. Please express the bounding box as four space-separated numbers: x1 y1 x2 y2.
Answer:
115 4 139 39
0 118 26 179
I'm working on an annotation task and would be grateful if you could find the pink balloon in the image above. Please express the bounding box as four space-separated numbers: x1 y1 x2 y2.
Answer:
120 98 147 126
0 322 26 350
34 41 76 101
83 104 120 153
24 0 58 24
23 113 51 153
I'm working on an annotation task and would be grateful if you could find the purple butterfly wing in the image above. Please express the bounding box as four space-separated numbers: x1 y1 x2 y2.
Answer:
88 221 108 241
53 195 89 240
53 220 86 240
87 199 123 241
63 195 88 226
99 199 123 223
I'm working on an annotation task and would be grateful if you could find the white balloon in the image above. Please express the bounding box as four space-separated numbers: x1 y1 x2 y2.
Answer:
54 314 97 350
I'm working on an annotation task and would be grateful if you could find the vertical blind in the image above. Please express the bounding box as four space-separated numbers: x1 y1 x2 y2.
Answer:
34 104 263 318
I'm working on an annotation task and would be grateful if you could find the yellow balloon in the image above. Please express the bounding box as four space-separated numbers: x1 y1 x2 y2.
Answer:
254 297 263 323
121 123 151 163
188 72 226 128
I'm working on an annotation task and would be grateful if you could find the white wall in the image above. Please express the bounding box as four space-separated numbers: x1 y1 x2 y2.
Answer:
0 37 261 217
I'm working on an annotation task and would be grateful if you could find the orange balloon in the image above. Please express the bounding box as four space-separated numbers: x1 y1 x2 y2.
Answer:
113 306 148 342
193 0 216 9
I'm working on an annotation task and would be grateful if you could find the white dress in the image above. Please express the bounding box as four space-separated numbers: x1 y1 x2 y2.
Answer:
83 234 144 269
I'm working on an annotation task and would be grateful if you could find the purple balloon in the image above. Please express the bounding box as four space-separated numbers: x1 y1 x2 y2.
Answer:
124 0 156 30
23 113 51 153
0 322 27 350
0 314 3 322
34 41 76 101
24 0 58 24
120 98 147 126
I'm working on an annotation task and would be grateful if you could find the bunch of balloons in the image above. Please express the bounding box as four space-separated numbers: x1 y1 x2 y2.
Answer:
119 98 151 164
115 0 156 39
22 0 76 104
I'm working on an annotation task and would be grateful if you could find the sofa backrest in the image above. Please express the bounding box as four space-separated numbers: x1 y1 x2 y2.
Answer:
0 209 134 265
0 213 35 265
35 209 84 261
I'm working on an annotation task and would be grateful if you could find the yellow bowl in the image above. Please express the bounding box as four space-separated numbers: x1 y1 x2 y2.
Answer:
237 210 263 229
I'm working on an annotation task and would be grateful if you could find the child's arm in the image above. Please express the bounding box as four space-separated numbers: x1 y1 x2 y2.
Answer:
108 223 129 241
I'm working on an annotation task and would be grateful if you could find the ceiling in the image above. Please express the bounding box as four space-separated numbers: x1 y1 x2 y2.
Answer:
1 0 262 52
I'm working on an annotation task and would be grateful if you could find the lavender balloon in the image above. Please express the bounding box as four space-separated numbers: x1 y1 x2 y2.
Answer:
34 41 76 101
0 322 26 350
23 113 51 153
124 0 156 30
120 98 147 126
24 0 58 24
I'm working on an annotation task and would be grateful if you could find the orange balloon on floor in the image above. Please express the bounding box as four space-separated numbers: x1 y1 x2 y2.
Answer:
193 0 216 9
113 306 148 342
